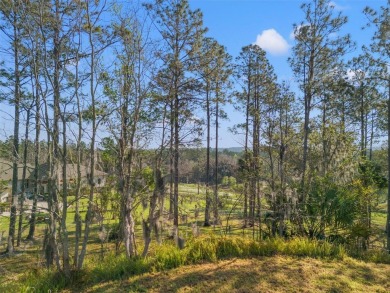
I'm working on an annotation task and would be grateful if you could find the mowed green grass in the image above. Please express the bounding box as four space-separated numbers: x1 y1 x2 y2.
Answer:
85 256 390 293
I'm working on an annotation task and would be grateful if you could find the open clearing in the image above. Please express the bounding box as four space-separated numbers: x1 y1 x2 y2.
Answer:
84 256 390 293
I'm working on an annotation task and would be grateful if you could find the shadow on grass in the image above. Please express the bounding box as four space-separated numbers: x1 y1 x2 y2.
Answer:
115 258 316 293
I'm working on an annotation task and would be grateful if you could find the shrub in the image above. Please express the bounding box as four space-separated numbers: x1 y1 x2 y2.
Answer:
350 249 390 264
90 253 150 282
152 243 185 270
20 269 83 293
216 236 246 258
280 238 346 259
185 235 218 263
108 222 121 242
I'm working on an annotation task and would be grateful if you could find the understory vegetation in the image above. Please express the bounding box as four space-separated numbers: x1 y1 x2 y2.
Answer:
2 236 388 292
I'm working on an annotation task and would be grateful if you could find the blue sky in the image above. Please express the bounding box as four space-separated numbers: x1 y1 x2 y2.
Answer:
188 0 386 148
0 0 386 148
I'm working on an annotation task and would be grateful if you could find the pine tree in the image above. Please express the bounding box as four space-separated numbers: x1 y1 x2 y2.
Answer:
364 2 390 253
235 44 277 236
289 0 353 227
146 0 206 228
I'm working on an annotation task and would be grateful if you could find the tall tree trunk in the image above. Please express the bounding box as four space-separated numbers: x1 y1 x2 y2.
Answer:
243 62 251 228
252 79 260 237
278 103 287 237
301 93 310 201
122 97 142 258
169 99 174 217
27 73 41 240
301 54 313 205
48 0 62 270
173 90 179 227
78 2 98 267
122 147 137 258
60 117 70 275
322 95 328 176
204 83 211 226
17 108 31 246
7 3 20 255
43 86 56 268
369 111 375 161
360 84 366 158
73 25 82 268
387 80 390 254
213 89 219 225
118 32 146 258
142 162 163 257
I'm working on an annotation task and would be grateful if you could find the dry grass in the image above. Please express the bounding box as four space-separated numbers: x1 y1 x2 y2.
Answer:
84 256 390 293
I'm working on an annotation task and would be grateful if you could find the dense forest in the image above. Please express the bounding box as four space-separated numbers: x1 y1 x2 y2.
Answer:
0 0 389 288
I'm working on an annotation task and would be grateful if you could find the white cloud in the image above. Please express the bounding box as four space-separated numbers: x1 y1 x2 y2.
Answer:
346 69 356 80
289 30 296 40
346 69 365 81
255 29 290 55
329 1 348 11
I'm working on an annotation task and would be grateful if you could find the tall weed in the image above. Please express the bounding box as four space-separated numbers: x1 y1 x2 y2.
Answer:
20 269 80 293
90 253 150 282
185 235 218 263
152 243 185 270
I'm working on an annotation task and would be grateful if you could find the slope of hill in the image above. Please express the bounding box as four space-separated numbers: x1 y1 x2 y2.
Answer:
85 256 390 293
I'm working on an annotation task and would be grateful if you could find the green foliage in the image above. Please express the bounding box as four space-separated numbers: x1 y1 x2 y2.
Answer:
20 269 84 293
0 179 6 192
215 236 250 257
0 202 8 213
280 238 346 259
146 235 347 272
100 137 117 172
141 166 154 189
152 243 185 270
357 250 390 264
352 249 390 265
108 222 121 242
358 159 387 189
221 176 236 187
90 254 150 282
302 175 359 238
178 235 346 263
185 235 218 262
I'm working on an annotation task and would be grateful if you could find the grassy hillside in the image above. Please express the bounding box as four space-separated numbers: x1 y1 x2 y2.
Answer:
1 235 387 293
84 256 390 293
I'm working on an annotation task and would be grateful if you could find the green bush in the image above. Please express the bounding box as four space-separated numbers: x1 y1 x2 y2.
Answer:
216 236 247 258
254 238 279 256
350 249 390 264
108 222 121 242
20 269 83 293
183 235 216 263
279 238 346 259
91 253 150 282
182 236 346 261
152 243 185 270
